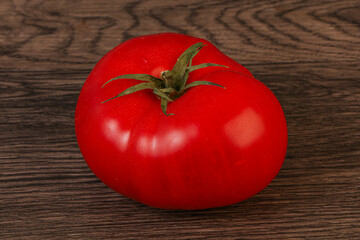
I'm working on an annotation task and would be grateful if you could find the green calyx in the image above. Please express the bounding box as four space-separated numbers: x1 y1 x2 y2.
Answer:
102 42 227 115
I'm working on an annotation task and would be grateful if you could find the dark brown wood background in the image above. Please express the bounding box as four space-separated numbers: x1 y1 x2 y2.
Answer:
1 0 359 239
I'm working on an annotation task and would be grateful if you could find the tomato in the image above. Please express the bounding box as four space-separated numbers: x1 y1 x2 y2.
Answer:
75 33 287 210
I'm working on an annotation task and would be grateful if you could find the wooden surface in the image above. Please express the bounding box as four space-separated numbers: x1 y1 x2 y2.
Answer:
1 0 359 239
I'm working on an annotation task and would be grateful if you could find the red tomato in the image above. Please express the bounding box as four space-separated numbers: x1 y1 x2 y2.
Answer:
75 33 287 210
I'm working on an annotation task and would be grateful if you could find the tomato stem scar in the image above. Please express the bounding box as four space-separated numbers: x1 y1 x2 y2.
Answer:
101 42 227 115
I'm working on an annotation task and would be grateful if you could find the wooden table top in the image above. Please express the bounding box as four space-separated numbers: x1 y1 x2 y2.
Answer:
1 0 359 239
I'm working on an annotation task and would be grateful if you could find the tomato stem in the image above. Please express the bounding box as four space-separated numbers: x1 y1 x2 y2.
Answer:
101 42 227 115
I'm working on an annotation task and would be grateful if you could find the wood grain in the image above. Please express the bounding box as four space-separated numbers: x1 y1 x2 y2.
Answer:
1 0 359 239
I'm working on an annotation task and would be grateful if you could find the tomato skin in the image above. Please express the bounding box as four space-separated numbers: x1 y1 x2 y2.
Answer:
75 33 287 209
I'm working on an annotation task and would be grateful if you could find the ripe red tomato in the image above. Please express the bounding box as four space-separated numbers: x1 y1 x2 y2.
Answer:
75 33 287 210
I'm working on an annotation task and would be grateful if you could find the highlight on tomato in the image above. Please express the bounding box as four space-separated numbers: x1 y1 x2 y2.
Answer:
75 33 288 210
